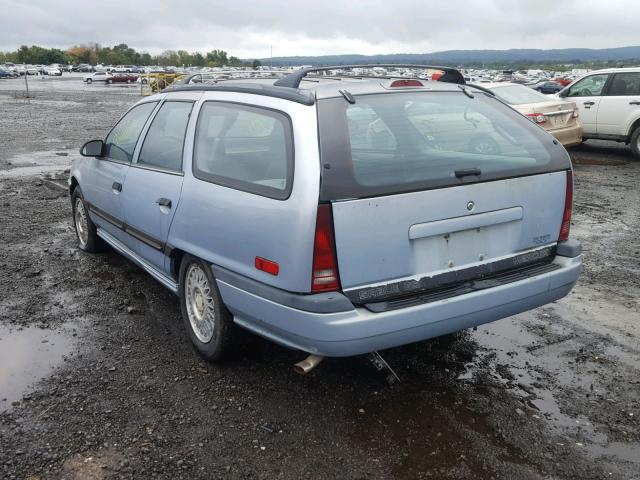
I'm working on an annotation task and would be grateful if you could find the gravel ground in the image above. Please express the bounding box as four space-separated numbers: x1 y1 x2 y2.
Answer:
0 75 638 479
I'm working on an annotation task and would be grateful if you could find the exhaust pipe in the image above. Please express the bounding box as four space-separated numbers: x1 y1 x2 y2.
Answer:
293 354 324 375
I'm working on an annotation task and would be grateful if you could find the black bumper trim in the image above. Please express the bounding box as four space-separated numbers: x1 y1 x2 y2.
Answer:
364 261 561 313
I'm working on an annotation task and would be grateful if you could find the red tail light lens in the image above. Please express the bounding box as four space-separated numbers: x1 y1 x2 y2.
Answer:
559 170 573 241
311 204 340 292
255 256 279 276
526 113 547 124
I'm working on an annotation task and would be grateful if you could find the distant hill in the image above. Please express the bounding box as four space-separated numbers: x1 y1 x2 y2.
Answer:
256 46 640 66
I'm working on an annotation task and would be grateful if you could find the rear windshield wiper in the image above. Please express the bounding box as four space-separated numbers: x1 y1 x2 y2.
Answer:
455 168 482 179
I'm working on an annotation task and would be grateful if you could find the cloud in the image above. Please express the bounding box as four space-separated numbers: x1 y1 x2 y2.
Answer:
2 0 639 58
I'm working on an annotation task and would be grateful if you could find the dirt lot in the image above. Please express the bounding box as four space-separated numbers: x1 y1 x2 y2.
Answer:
0 75 639 479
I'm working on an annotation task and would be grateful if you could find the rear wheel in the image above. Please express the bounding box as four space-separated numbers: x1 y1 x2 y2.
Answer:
179 255 236 362
630 126 640 159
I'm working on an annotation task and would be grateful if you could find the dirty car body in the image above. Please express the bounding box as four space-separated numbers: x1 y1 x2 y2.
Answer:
69 67 582 359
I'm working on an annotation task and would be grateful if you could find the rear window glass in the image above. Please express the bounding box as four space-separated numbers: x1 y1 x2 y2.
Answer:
318 91 569 200
489 85 551 105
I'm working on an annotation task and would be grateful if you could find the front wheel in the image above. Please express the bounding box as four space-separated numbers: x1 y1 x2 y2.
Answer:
630 126 640 159
179 255 236 362
71 187 104 252
86 78 92 84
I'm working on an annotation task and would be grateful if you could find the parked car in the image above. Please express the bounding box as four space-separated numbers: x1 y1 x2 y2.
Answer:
45 66 62 76
69 66 581 367
553 77 573 87
482 83 582 147
0 67 17 78
83 72 111 83
107 73 138 84
73 64 94 73
532 81 564 94
558 67 640 157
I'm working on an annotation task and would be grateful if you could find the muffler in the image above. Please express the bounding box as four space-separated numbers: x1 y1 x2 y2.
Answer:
293 354 324 374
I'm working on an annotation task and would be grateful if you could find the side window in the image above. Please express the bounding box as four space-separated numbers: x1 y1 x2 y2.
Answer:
193 102 293 199
567 74 610 97
104 102 157 162
607 73 640 96
138 101 193 171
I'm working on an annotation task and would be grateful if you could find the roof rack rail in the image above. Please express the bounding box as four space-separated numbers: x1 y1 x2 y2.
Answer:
274 64 466 88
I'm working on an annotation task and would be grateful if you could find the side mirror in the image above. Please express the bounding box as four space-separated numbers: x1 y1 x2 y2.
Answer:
558 89 568 98
80 139 104 157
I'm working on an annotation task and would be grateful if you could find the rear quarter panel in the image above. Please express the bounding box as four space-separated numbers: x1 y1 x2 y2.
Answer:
168 92 321 292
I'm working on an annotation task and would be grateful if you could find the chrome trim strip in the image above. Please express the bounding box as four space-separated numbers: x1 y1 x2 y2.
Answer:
544 109 574 117
96 227 178 294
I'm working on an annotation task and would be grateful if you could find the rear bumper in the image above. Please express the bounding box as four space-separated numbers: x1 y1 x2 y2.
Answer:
216 252 582 357
547 123 582 147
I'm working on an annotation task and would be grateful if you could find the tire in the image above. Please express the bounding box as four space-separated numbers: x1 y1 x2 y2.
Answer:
179 255 236 362
86 78 92 84
630 126 640 159
107 79 112 84
71 187 104 253
126 79 131 84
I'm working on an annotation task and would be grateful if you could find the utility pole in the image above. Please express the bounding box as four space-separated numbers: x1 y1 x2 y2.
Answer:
270 46 272 69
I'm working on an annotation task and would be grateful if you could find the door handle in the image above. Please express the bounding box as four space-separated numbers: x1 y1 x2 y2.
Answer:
112 181 122 192
156 197 172 208
630 101 640 105
583 101 595 106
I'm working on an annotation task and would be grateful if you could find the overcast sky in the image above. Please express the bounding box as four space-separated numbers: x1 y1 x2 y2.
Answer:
2 0 638 58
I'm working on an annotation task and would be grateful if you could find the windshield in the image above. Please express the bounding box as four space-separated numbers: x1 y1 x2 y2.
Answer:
317 91 569 200
490 84 551 105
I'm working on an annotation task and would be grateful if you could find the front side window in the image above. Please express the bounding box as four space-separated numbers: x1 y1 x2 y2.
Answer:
103 102 157 162
606 73 640 96
567 74 610 97
193 102 293 199
138 101 193 171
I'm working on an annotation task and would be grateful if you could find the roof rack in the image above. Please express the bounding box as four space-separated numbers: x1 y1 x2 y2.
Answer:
274 64 466 88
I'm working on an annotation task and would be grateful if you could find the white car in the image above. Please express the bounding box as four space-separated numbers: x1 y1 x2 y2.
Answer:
558 67 640 157
83 72 112 84
45 67 62 76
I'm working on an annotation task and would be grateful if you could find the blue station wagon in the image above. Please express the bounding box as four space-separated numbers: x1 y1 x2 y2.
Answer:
70 65 582 372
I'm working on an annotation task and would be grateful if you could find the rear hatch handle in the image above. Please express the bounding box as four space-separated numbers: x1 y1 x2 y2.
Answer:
455 168 481 179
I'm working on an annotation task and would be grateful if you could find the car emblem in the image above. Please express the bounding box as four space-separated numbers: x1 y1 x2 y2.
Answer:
467 201 475 211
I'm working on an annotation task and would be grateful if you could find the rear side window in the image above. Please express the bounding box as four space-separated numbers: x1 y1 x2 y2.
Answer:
104 102 157 162
138 101 193 172
318 91 569 200
607 73 640 96
193 102 293 199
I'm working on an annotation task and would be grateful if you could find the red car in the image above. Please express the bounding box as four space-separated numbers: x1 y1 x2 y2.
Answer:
553 77 573 87
107 73 137 84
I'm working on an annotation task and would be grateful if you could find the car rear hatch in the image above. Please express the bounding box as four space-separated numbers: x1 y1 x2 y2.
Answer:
317 88 572 307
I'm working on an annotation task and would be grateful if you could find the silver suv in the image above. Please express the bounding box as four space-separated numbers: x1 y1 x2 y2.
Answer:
69 65 582 369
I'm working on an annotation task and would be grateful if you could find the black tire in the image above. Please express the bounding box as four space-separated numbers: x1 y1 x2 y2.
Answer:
86 78 92 84
179 255 236 362
71 187 105 253
630 126 640 159
107 79 112 84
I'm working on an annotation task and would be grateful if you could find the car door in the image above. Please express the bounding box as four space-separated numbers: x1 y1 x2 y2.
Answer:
120 98 196 273
82 101 158 245
561 73 611 135
594 72 640 136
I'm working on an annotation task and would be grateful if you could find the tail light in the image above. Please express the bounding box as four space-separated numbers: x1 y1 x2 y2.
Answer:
311 204 340 292
527 113 547 124
572 108 579 118
390 79 423 88
559 170 573 241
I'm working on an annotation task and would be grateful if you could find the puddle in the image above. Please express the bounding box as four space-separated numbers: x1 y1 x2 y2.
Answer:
0 324 77 411
0 164 69 178
0 149 77 178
